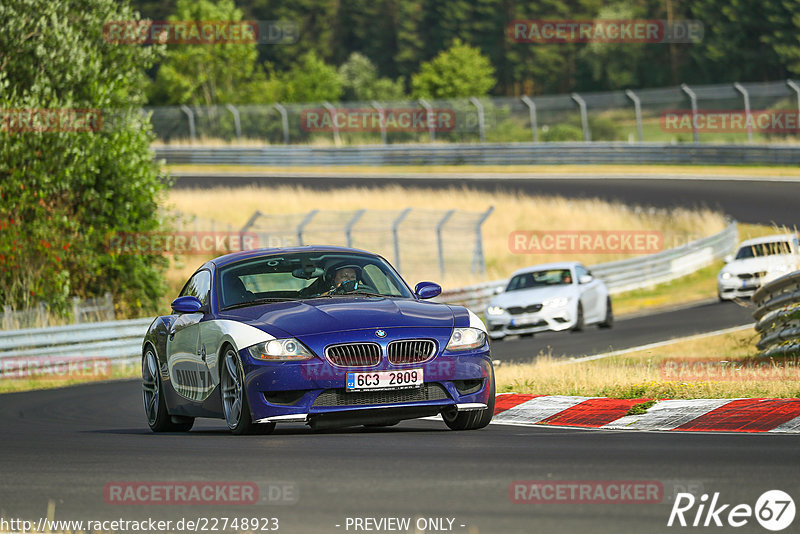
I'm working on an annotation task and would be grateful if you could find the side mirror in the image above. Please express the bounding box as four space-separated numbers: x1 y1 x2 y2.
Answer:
724 254 733 263
494 286 504 295
171 295 203 314
579 274 594 284
415 281 442 299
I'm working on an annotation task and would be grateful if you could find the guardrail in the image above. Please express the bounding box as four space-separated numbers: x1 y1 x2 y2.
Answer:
0 222 738 374
753 271 800 357
154 143 800 167
437 221 738 311
0 318 153 377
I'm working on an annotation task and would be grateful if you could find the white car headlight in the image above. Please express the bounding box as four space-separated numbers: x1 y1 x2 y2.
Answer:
720 272 732 280
247 338 313 361
446 327 486 351
486 306 505 316
543 296 570 308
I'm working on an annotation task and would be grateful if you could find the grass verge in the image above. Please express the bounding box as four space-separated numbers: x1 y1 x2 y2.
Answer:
495 327 800 399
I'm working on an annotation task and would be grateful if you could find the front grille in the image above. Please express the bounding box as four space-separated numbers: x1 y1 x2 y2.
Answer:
312 383 450 407
507 304 543 315
387 339 436 364
325 343 382 367
738 271 767 280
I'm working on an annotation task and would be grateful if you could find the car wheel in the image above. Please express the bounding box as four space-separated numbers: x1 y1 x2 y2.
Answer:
221 346 275 435
442 368 495 431
142 347 193 432
598 297 613 328
571 302 584 332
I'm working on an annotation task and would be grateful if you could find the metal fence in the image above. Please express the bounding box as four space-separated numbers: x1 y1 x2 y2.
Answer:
437 221 738 312
148 80 800 145
753 271 800 357
240 207 493 282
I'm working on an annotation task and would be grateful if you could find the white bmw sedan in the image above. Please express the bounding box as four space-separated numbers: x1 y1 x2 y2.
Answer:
717 234 799 301
484 262 612 340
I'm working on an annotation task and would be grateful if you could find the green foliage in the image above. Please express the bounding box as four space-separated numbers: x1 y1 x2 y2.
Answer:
0 0 168 317
540 124 583 142
411 39 496 99
149 0 270 105
267 51 343 103
339 53 405 101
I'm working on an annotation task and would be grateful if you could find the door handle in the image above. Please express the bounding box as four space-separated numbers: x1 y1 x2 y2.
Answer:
168 329 176 340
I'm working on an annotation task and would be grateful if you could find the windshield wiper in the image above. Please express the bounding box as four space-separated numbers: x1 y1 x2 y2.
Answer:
221 297 296 310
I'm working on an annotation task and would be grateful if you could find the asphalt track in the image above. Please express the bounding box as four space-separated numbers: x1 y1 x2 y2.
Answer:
489 299 755 362
1 380 798 534
171 173 800 226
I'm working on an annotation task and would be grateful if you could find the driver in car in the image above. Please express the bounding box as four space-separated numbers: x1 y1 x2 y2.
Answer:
324 264 362 294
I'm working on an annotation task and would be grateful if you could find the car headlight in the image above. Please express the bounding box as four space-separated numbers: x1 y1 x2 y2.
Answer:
446 327 486 351
543 296 569 308
247 338 314 361
486 306 505 316
720 272 732 280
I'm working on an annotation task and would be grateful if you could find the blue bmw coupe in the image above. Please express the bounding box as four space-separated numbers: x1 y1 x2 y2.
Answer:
142 246 494 434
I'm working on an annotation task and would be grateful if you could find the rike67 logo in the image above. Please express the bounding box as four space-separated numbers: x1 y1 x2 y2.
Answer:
668 490 795 531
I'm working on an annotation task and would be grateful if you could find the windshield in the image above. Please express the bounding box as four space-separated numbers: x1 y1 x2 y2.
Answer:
506 269 573 291
735 241 793 260
217 251 412 309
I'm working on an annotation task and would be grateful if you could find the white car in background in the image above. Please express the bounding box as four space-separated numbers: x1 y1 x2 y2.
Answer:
717 234 800 300
484 261 612 340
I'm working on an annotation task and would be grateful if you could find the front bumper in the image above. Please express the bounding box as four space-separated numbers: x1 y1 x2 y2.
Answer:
239 329 493 425
485 306 574 338
717 277 761 300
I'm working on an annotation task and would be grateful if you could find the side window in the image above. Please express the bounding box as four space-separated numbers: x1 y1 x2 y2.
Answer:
181 270 211 306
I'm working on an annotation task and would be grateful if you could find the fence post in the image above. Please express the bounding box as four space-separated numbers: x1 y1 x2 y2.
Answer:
179 105 196 142
733 82 752 143
471 206 494 274
273 103 289 144
72 297 81 324
2 305 11 330
225 104 242 140
436 210 455 279
520 95 538 142
787 79 800 114
418 98 436 142
625 89 643 142
371 101 387 144
322 101 341 146
469 97 486 143
345 210 365 248
392 208 412 273
297 209 318 246
103 292 114 321
680 83 699 142
570 93 591 141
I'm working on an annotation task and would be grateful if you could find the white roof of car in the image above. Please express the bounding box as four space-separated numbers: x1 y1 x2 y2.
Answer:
737 234 798 248
510 261 583 277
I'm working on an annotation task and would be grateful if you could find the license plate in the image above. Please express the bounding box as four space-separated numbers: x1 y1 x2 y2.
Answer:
511 314 537 326
346 369 423 391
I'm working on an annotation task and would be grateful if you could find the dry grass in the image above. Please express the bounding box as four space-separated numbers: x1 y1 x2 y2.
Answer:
164 163 800 177
165 185 726 295
495 327 800 399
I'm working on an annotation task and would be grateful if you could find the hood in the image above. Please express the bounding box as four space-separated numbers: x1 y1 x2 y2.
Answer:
218 297 454 336
489 285 577 308
721 255 799 275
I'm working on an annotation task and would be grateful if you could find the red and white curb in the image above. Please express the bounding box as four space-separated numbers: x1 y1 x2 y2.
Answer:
492 394 800 433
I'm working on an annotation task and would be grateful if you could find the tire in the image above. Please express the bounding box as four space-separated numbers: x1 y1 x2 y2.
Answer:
598 297 613 328
442 367 495 431
142 347 194 432
571 302 585 332
221 345 275 435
